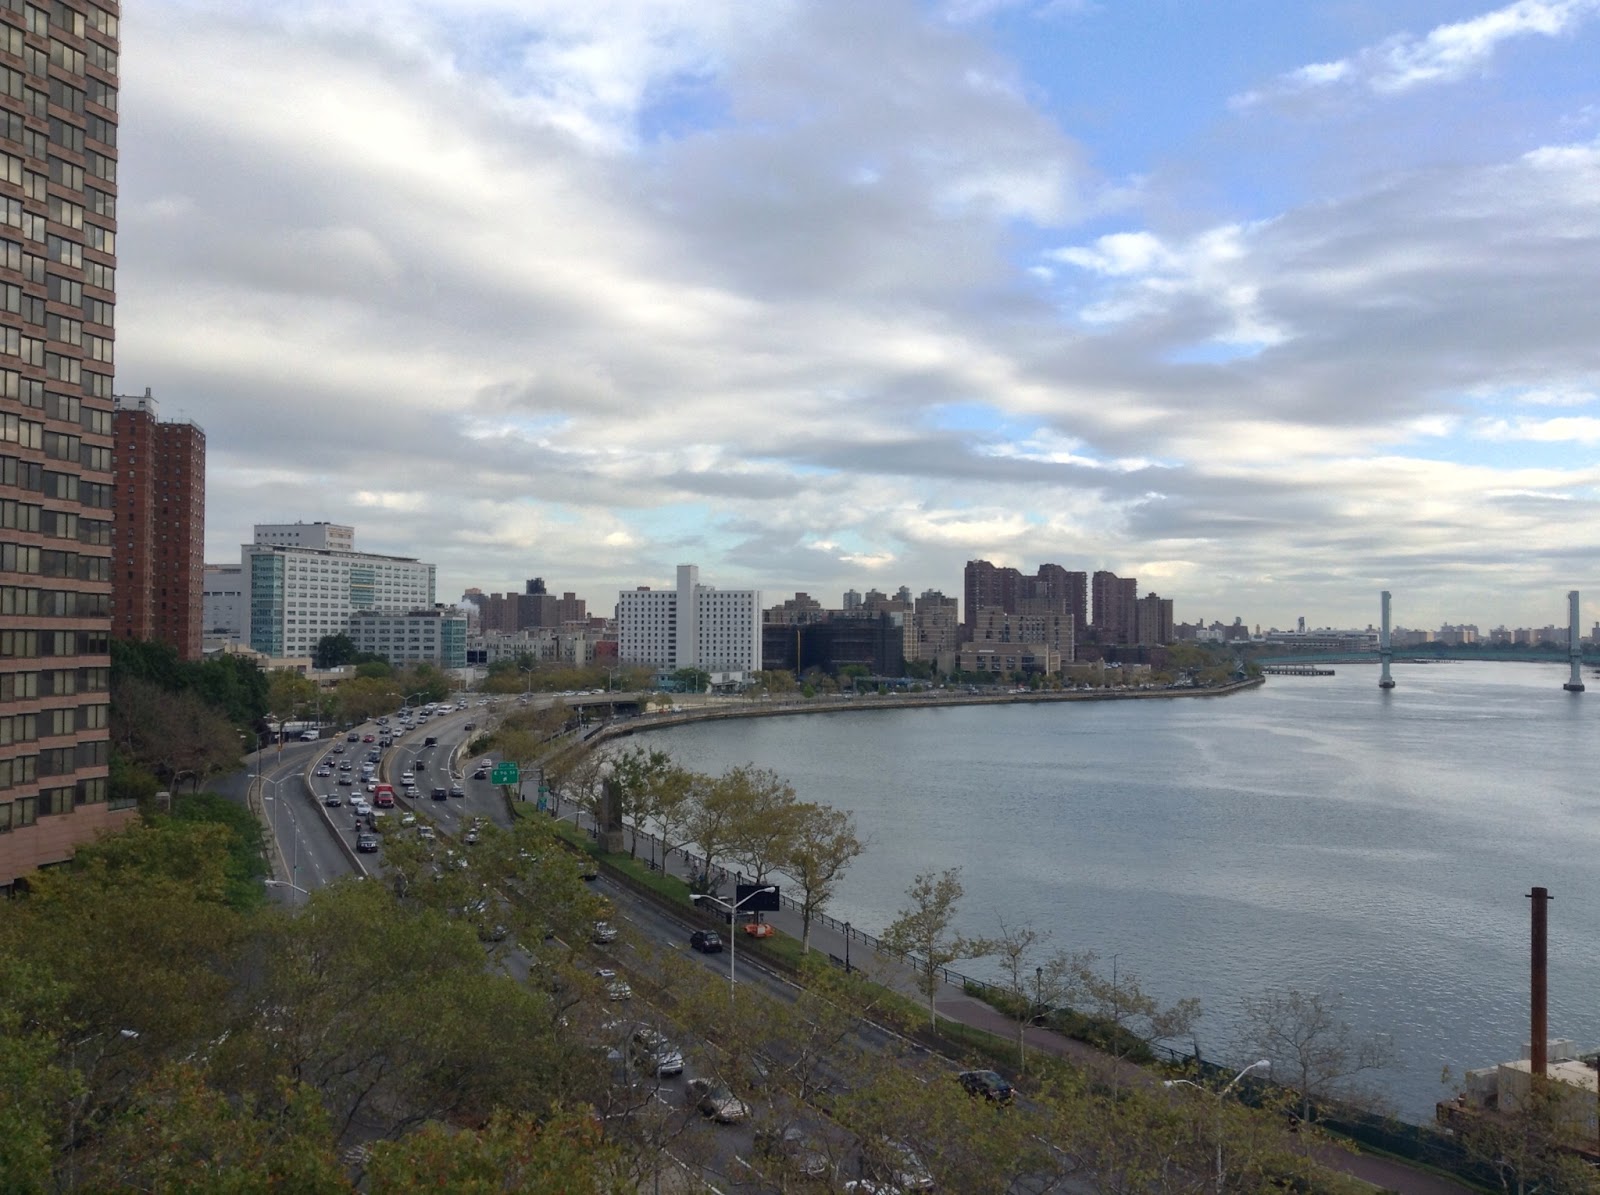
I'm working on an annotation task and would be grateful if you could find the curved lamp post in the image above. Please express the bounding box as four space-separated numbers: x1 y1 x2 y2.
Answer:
689 886 777 1003
1164 1058 1270 1192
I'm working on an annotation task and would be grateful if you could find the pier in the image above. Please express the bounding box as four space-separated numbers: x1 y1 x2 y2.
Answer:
1261 664 1335 676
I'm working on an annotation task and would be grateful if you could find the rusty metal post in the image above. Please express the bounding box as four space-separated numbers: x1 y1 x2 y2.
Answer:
1529 886 1551 1076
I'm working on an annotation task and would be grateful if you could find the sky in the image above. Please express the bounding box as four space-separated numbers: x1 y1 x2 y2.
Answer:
117 0 1600 631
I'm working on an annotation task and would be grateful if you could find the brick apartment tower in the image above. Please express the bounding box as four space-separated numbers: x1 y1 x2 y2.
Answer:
0 0 128 892
112 389 205 660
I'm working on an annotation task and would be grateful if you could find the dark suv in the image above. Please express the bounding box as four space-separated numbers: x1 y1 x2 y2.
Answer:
958 1069 1014 1103
690 930 723 953
431 787 448 801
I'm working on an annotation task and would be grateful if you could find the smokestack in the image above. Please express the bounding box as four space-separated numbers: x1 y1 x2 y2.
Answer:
1564 591 1584 692
1529 886 1551 1076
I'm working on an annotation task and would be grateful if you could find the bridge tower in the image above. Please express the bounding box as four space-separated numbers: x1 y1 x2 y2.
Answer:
1378 590 1395 690
1564 590 1584 692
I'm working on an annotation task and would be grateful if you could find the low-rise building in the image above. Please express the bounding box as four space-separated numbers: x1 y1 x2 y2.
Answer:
349 608 467 669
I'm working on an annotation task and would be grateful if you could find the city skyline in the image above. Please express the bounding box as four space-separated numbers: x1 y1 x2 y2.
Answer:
117 2 1600 629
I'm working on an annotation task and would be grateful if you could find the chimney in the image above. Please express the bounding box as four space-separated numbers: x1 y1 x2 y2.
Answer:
1529 886 1551 1076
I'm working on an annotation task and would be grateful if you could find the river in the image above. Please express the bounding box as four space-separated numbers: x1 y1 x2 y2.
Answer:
633 661 1600 1122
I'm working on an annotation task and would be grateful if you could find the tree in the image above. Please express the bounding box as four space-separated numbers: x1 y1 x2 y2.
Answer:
365 1109 622 1193
722 766 801 884
266 669 320 722
670 667 710 693
312 633 357 669
1071 953 1201 1074
639 763 703 870
783 803 864 952
880 868 993 1027
1237 988 1392 1125
608 745 674 859
684 767 749 893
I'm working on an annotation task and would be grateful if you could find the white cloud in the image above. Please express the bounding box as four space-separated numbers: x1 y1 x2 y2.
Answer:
1234 0 1600 108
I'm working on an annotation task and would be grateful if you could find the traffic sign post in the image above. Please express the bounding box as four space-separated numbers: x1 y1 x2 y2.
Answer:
491 761 520 786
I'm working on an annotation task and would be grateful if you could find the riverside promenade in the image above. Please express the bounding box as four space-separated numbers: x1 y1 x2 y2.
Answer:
547 801 1473 1195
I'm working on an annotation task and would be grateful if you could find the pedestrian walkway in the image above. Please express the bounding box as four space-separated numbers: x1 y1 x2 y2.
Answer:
547 805 1474 1195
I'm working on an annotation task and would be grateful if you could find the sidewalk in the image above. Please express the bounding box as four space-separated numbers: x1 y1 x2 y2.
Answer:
549 804 1473 1195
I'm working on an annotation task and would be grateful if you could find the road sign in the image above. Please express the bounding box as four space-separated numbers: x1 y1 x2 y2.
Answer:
490 761 520 785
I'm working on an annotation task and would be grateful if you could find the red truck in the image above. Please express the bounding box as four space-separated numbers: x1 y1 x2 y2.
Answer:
371 783 396 809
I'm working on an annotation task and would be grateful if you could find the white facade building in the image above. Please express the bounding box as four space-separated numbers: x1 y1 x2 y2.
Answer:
252 521 355 553
349 608 467 669
617 564 761 684
244 541 437 659
202 564 246 642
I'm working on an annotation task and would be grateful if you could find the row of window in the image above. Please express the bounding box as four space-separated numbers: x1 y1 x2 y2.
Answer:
0 452 113 506
0 542 109 579
0 701 101 744
0 665 107 698
0 587 109 621
0 774 115 823
0 626 111 658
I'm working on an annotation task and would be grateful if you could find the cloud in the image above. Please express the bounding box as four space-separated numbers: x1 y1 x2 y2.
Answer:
1234 0 1600 108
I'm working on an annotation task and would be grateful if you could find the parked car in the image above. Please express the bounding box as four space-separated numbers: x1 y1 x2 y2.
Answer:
958 1069 1014 1103
356 833 380 853
689 930 723 953
859 1141 934 1192
754 1126 832 1180
594 968 632 1001
686 1077 750 1123
629 1027 684 1076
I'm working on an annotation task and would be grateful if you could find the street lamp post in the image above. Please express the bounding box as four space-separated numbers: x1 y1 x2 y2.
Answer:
1165 1059 1271 1193
690 886 777 1003
844 921 851 973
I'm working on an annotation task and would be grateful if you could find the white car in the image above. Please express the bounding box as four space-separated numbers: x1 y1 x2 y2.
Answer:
400 771 414 783
595 968 632 1001
350 797 371 815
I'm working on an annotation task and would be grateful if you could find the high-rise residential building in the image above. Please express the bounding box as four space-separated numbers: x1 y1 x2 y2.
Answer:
1133 592 1174 646
242 532 436 659
616 564 761 683
0 0 127 891
909 589 959 667
1092 570 1139 645
111 389 204 659
964 560 1085 640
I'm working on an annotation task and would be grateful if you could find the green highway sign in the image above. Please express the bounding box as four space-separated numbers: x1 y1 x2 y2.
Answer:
491 762 520 786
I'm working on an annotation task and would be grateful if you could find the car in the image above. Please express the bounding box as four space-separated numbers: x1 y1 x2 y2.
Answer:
431 787 448 801
323 792 342 806
686 1077 750 1123
314 766 332 777
579 860 599 881
356 833 380 853
472 767 489 780
362 733 375 743
463 721 475 731
449 784 465 799
595 968 632 1000
417 825 436 840
629 1027 685 1076
330 744 345 754
350 797 371 814
299 729 319 742
592 921 618 944
400 771 414 783
477 758 493 770
689 930 723 953
399 812 416 827
337 775 353 786
346 732 360 742
403 784 419 798
958 1069 1014 1103
424 736 438 747
463 829 480 845
754 1126 832 1181
376 716 388 725
366 750 380 762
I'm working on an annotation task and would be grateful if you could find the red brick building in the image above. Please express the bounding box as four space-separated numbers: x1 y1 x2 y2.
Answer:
0 0 129 891
112 390 205 660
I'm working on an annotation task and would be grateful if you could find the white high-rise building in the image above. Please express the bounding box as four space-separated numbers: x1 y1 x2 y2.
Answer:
252 521 356 553
243 537 436 659
617 564 761 684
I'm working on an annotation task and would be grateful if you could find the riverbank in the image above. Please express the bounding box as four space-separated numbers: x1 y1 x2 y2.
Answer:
592 674 1265 743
